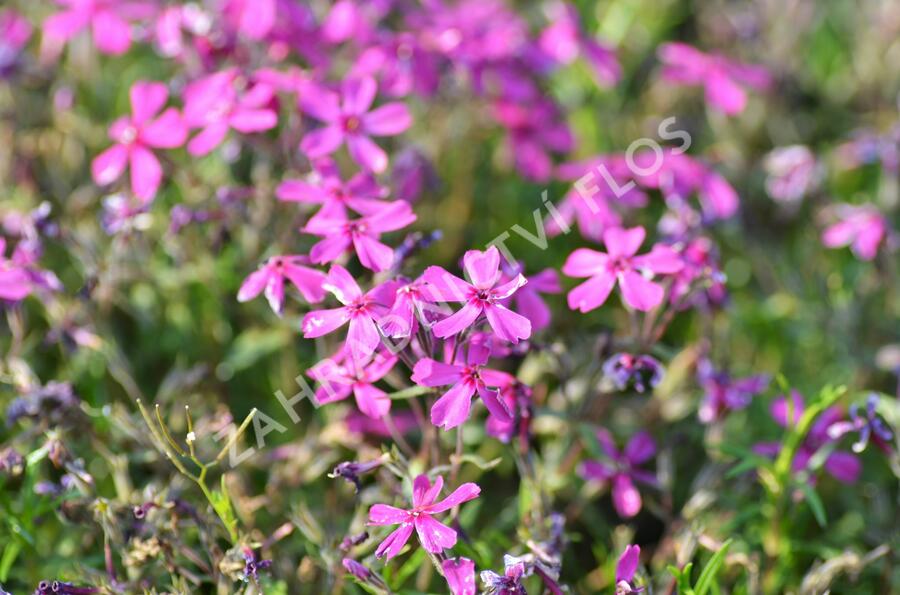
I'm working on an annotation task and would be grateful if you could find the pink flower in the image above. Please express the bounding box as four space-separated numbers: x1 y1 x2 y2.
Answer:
538 2 621 87
423 246 531 343
43 0 153 55
563 227 682 313
616 545 643 593
277 161 388 229
237 255 326 315
0 238 32 301
368 474 480 559
658 42 771 115
503 264 561 332
0 9 32 76
182 70 278 156
821 204 889 261
299 76 412 173
491 99 573 182
91 81 188 202
302 200 416 272
221 0 276 40
301 265 395 364
579 429 657 518
378 277 439 339
309 351 396 418
412 342 514 430
443 557 476 595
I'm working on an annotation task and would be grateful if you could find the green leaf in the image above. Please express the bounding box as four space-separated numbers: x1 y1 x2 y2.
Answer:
390 547 426 590
799 483 827 527
695 539 732 595
667 562 694 594
0 540 21 582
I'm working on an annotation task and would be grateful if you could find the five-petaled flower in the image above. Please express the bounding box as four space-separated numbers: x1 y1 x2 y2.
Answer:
299 76 412 173
309 351 397 419
237 255 326 315
580 429 657 518
91 81 188 202
368 474 480 559
423 246 531 343
564 226 682 313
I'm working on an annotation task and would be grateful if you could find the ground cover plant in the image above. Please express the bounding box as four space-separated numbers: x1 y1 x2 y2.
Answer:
0 0 898 593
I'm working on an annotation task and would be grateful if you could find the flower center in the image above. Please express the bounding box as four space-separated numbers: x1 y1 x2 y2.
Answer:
343 115 362 133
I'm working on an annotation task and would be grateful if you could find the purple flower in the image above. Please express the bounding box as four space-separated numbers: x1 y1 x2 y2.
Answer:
602 353 665 394
754 391 862 484
491 99 573 182
237 255 326 315
696 360 769 423
0 9 31 78
368 474 480 559
423 246 531 343
827 394 894 453
299 76 412 173
412 342 514 430
580 429 657 518
563 226 683 313
331 457 385 491
43 0 154 56
480 555 528 595
350 32 443 97
615 544 644 594
443 557 477 595
240 547 272 583
342 557 371 581
538 2 621 87
501 263 561 332
658 42 771 115
33 580 98 595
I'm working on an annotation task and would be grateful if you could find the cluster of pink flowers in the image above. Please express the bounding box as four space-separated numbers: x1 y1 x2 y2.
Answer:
0 1 890 593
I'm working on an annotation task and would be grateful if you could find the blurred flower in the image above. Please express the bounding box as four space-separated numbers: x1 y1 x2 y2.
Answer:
378 276 439 338
182 69 278 156
0 9 31 78
412 342 513 430
615 544 643 594
602 353 665 394
368 474 480 559
828 394 894 453
423 246 531 343
350 32 443 97
222 0 276 40
658 42 771 115
480 555 528 595
821 204 889 261
580 429 657 518
391 147 439 202
43 0 153 55
492 99 573 182
237 255 326 315
443 557 477 595
501 263 561 332
7 382 80 427
240 547 272 583
754 391 861 484
33 580 98 595
0 238 34 301
696 360 769 423
538 1 621 87
485 380 532 446
341 557 371 581
299 76 412 173
763 145 821 204
91 81 188 202
564 226 683 313
669 237 727 309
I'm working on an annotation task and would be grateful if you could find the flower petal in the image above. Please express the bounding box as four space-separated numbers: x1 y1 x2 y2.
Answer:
618 271 664 312
414 514 457 553
426 482 480 513
430 382 476 429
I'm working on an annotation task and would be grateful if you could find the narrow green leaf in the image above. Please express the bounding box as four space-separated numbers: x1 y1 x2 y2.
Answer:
799 483 827 527
695 539 733 595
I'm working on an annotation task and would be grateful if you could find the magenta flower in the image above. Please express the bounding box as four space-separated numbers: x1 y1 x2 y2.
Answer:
309 351 396 418
423 246 531 343
538 2 621 87
277 161 388 229
368 474 480 559
43 0 153 55
0 238 32 301
502 264 561 332
412 342 513 430
563 227 683 313
696 360 769 423
0 9 31 77
821 204 889 261
658 42 771 115
754 391 861 484
299 76 412 173
443 557 477 595
222 0 276 40
182 70 278 156
237 255 326 315
763 145 821 204
580 429 657 518
302 200 416 272
350 32 442 98
480 556 527 595
301 265 395 363
492 99 573 182
828 394 894 454
615 545 643 593
91 81 188 202
378 277 438 339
